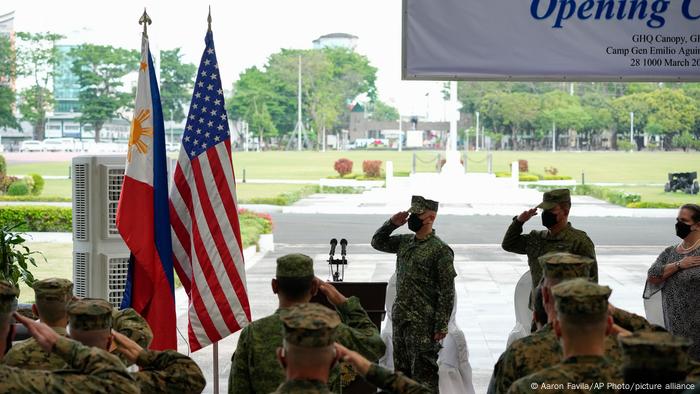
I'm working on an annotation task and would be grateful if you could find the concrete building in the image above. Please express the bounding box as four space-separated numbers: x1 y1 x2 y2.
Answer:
312 33 358 50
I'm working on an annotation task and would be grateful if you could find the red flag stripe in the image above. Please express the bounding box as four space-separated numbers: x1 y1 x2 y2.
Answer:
190 156 249 330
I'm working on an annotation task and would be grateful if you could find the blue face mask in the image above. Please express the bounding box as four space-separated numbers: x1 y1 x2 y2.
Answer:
407 214 424 232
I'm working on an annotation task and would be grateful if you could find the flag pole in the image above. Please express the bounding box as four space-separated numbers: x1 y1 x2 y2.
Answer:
139 8 151 37
207 6 220 393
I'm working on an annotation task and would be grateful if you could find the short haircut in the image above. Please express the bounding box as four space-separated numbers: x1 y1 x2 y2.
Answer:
35 300 68 326
681 204 700 223
533 286 548 326
276 276 314 301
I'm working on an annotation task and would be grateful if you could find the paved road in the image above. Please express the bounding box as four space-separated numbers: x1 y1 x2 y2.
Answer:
271 213 677 247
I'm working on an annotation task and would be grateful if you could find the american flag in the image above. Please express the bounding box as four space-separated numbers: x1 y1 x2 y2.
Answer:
169 30 251 351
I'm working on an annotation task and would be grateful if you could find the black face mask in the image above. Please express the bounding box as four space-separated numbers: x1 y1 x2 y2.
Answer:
676 221 693 239
407 214 424 232
541 210 558 229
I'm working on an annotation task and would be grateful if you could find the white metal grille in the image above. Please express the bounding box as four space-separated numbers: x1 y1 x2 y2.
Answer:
107 168 125 236
73 252 88 298
73 164 88 240
107 257 129 308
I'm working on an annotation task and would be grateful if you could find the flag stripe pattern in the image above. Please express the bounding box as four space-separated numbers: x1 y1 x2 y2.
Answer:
169 30 251 351
117 33 177 350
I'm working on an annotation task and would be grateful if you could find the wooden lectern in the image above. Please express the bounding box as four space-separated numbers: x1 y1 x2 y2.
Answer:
311 281 388 394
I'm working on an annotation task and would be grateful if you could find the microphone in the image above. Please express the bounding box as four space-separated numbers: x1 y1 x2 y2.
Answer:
329 238 338 257
340 239 348 257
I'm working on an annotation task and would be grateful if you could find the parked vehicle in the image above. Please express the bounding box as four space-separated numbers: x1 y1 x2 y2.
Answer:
19 140 44 152
42 139 68 152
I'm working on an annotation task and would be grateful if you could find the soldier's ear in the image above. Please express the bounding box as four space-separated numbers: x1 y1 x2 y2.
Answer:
276 347 287 369
553 318 562 338
271 279 279 295
604 315 614 336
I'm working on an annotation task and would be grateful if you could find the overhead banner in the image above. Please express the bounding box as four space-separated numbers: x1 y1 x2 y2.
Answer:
402 0 700 81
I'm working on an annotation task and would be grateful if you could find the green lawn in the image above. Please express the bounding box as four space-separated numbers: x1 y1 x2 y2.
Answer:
230 151 700 184
6 151 700 204
618 185 700 206
43 179 72 198
236 183 314 202
18 242 73 303
7 162 71 177
8 151 700 184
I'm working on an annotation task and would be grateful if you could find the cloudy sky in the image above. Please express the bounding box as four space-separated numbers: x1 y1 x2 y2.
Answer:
4 0 451 120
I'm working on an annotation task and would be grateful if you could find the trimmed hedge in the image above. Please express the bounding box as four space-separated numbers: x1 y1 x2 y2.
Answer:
0 206 72 232
532 185 641 207
0 196 71 202
627 201 681 209
7 181 30 196
543 175 573 181
30 174 45 196
240 185 319 206
238 209 273 248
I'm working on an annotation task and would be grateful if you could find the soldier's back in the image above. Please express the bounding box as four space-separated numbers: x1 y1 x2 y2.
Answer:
4 337 66 370
232 312 285 394
508 355 621 394
271 380 334 393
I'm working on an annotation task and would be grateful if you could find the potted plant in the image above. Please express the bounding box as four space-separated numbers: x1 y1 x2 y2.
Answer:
0 223 45 288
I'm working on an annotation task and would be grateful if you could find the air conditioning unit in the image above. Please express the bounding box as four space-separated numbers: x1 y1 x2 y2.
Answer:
72 155 178 308
72 155 130 308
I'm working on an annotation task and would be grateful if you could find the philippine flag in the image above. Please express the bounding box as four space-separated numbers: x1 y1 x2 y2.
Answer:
116 32 177 350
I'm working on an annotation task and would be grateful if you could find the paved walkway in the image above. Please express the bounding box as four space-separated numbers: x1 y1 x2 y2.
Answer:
182 242 662 394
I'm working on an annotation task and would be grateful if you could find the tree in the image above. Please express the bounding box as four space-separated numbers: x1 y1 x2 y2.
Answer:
228 66 286 142
70 44 138 141
479 92 539 149
15 32 64 140
229 47 378 149
368 100 399 121
0 35 18 130
160 48 196 123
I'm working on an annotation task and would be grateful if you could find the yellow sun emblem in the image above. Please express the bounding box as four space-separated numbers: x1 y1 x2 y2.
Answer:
128 109 153 162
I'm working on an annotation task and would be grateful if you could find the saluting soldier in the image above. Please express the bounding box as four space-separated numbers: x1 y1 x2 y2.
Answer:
502 189 597 307
0 280 139 393
229 253 385 393
272 303 430 394
371 195 456 392
3 278 73 370
508 279 622 394
67 298 206 394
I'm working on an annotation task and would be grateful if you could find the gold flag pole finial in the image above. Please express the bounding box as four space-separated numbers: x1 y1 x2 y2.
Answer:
139 8 152 37
207 5 212 32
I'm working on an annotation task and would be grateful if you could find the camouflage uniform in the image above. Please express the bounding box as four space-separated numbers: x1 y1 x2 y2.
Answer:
229 254 385 394
70 300 205 393
507 279 621 394
501 189 598 305
3 278 73 370
489 254 625 394
271 303 340 393
371 196 456 392
0 280 138 393
366 363 432 394
620 331 695 387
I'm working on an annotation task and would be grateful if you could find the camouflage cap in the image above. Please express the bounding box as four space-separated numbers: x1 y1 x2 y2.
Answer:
537 189 571 210
67 298 113 331
113 308 153 349
540 252 593 281
407 195 439 214
552 278 611 317
32 278 73 302
0 280 19 314
619 332 692 372
276 253 314 278
280 303 340 348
